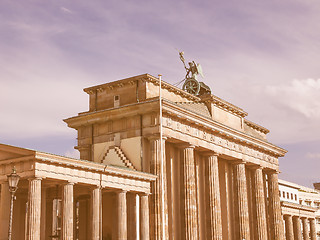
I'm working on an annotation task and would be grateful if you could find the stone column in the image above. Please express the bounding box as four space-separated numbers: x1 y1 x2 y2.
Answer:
233 162 250 240
26 178 42 240
92 187 101 240
310 218 316 240
140 194 150 240
128 193 137 240
301 217 309 240
40 188 47 240
181 145 198 240
0 182 10 240
284 215 294 240
149 136 168 240
62 182 74 240
252 167 268 240
267 171 285 240
293 216 302 240
205 153 222 240
117 190 127 240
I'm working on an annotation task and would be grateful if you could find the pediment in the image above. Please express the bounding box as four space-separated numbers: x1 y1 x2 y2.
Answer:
101 146 136 170
0 144 35 161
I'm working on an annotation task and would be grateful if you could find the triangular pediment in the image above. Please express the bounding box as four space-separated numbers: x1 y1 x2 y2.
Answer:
0 144 35 161
101 146 136 170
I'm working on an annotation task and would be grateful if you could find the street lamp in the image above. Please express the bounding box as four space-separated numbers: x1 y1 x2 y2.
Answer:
7 167 20 240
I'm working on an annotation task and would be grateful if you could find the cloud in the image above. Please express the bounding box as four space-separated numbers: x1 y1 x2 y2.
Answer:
60 7 73 14
265 79 320 119
64 149 80 159
306 152 320 159
1 0 320 187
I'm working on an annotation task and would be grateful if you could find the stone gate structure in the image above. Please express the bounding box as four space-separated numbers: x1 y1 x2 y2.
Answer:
64 74 287 240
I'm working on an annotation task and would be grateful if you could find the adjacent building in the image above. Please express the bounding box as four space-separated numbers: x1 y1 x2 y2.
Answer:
279 179 320 240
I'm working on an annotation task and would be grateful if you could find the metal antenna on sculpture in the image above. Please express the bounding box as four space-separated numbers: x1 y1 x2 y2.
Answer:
179 51 207 96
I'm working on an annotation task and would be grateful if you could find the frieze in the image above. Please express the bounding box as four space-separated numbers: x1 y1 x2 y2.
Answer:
162 115 277 164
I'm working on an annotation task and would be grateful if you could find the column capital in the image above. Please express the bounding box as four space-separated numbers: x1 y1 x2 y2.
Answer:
115 189 128 194
63 181 76 186
230 159 246 166
28 177 42 181
265 168 280 175
90 185 102 190
146 134 167 141
201 151 219 157
283 214 293 217
247 164 263 170
138 192 150 197
176 143 195 149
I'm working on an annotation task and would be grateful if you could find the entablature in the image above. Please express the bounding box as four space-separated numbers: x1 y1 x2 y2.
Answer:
0 149 156 193
161 99 286 157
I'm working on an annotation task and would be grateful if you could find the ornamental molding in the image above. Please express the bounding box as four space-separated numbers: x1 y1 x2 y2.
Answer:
162 113 278 165
161 99 286 156
244 119 270 134
200 94 248 118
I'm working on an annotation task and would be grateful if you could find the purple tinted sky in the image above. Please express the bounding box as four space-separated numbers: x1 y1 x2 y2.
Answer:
1 0 320 187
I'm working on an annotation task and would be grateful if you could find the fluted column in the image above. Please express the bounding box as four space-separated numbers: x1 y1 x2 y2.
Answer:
268 171 285 240
181 145 198 240
140 194 150 240
117 190 127 240
284 215 294 240
205 153 222 240
253 167 268 240
310 218 316 240
92 187 101 240
62 182 74 240
149 136 168 240
26 178 42 240
0 183 10 240
128 193 137 240
234 162 250 240
301 217 309 240
293 216 302 240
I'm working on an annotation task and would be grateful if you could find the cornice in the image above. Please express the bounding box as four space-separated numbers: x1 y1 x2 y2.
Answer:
162 99 287 157
83 73 200 102
64 98 286 157
244 119 270 134
200 94 248 118
64 99 159 127
34 152 157 181
281 201 317 212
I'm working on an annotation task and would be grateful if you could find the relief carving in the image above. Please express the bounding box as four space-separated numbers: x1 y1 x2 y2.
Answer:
162 115 277 164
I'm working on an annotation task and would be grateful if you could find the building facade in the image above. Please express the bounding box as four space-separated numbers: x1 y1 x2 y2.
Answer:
0 73 294 239
279 179 320 240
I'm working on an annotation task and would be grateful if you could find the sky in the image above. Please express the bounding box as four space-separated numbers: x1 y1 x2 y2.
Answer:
1 0 320 187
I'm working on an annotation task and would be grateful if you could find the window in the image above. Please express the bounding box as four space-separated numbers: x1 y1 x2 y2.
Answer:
295 194 297 201
291 193 293 200
114 95 120 107
287 192 289 199
283 192 286 198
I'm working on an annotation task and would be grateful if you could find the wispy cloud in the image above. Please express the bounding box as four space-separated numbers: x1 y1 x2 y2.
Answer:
265 79 320 119
1 0 320 186
60 7 73 14
306 152 320 159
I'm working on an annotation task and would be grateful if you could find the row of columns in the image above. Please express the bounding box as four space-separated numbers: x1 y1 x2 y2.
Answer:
284 215 317 240
149 137 285 240
7 178 149 240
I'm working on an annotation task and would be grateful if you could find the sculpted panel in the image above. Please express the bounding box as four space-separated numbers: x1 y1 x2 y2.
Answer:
162 115 277 165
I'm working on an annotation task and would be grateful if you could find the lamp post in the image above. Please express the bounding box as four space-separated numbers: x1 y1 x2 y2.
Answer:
7 167 20 240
